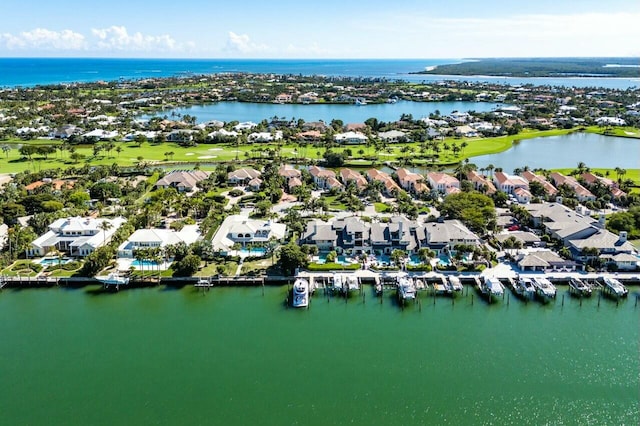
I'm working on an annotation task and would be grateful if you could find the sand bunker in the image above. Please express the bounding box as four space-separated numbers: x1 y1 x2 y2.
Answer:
198 155 217 159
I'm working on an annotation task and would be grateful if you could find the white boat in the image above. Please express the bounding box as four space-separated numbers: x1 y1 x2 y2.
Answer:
602 277 628 297
292 278 309 308
344 275 359 294
533 277 556 300
332 273 343 292
448 276 463 293
96 272 129 286
397 276 416 301
355 98 367 106
515 276 536 299
569 277 592 297
414 279 426 290
481 277 504 299
433 277 449 294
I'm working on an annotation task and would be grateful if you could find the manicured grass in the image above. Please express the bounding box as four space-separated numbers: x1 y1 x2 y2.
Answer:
306 262 361 271
585 126 640 139
322 195 348 211
551 168 640 186
195 260 238 277
240 257 276 275
374 202 392 213
0 127 636 174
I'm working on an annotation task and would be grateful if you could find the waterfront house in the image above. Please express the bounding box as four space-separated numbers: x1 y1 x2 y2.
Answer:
274 93 292 103
166 129 195 143
418 220 480 255
454 125 478 137
309 166 338 190
207 128 238 140
82 129 119 140
339 168 368 190
516 250 578 272
466 170 496 194
296 130 322 142
581 172 626 200
211 215 287 254
28 216 126 257
227 168 262 186
233 121 258 131
549 172 595 202
248 131 283 142
367 169 401 196
396 168 428 194
302 121 329 132
332 217 372 255
334 131 368 144
300 221 338 252
370 217 416 254
521 171 557 197
495 231 541 247
155 170 210 193
602 252 639 271
117 225 201 258
493 172 529 195
344 123 367 132
426 172 460 195
50 124 83 139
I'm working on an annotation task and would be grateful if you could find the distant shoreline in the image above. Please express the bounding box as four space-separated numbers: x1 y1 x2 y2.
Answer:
414 57 640 78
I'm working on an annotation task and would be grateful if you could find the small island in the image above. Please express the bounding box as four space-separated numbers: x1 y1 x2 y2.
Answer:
414 57 640 78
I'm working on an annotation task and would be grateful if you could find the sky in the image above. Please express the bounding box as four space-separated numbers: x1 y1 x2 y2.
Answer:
1 0 639 58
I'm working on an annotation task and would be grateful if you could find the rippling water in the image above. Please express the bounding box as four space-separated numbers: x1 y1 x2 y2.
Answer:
1 285 637 425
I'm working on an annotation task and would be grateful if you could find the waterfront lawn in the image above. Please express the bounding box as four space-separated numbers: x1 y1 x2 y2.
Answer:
240 257 277 276
196 260 238 277
2 260 43 277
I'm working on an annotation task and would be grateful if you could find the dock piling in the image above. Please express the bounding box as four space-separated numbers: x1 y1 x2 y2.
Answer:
507 293 510 306
635 294 638 308
562 294 565 307
471 294 474 306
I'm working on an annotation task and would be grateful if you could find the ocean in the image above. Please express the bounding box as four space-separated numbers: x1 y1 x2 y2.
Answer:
0 57 638 89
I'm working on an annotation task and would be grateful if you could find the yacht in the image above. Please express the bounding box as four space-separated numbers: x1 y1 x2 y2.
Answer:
332 273 344 293
397 276 417 301
569 277 592 297
414 278 426 291
602 277 628 298
481 277 504 300
292 278 309 308
448 276 464 293
533 277 557 301
515 276 536 300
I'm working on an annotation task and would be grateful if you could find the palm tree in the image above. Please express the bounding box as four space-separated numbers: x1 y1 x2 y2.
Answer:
98 220 113 246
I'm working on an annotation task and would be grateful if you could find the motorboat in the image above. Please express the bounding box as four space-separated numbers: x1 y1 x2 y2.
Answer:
344 274 359 294
414 279 426 291
448 276 464 293
332 273 343 293
96 272 129 286
292 278 309 308
602 277 628 298
481 277 504 300
515 276 536 299
433 277 449 295
533 277 557 301
397 276 416 301
569 277 592 297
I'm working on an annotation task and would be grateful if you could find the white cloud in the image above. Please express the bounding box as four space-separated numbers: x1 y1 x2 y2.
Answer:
91 26 179 52
0 28 86 50
224 31 269 54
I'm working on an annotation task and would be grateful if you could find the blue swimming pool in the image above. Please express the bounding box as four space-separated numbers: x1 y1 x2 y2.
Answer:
131 260 160 268
38 257 71 266
239 247 267 256
317 255 350 265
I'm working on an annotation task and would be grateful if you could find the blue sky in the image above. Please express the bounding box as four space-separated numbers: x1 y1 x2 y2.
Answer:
1 0 638 58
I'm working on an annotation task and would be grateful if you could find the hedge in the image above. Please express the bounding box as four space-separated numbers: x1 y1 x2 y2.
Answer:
306 262 361 271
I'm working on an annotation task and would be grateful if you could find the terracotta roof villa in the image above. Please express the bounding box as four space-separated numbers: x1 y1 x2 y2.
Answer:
521 171 557 196
155 170 210 192
397 168 429 193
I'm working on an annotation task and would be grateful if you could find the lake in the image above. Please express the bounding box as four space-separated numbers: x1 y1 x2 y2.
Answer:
145 100 498 124
1 286 638 425
468 132 640 172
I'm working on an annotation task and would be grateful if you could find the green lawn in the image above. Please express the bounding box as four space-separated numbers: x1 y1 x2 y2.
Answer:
240 257 276 275
195 260 238 277
374 202 392 213
1 127 637 174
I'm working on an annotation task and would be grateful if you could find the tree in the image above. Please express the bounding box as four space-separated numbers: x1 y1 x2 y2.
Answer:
391 249 406 267
98 220 113 245
174 254 201 276
440 192 496 234
278 241 308 276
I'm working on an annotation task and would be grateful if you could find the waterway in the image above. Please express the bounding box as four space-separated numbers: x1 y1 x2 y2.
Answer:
144 100 498 125
468 133 640 172
1 286 638 425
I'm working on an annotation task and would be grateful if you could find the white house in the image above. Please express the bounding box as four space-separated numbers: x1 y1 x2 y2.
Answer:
29 216 126 257
211 215 287 255
334 131 368 144
117 225 201 258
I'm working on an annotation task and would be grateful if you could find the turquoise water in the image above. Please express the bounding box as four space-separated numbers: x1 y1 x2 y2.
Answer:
317 254 350 264
131 259 159 268
1 286 637 425
2 58 636 89
38 257 71 266
239 247 267 256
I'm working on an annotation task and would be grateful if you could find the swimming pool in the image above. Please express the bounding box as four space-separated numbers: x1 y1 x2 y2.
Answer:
239 247 267 257
131 260 160 268
317 255 350 265
38 257 71 266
